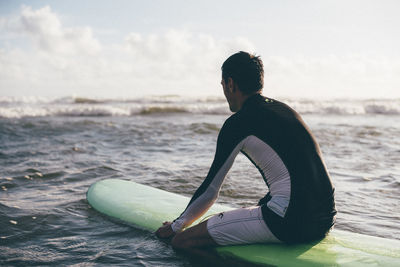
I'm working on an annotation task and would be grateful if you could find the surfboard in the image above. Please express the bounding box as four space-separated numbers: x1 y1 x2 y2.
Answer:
87 179 400 266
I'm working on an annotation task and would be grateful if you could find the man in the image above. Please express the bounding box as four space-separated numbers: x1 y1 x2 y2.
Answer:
156 51 336 252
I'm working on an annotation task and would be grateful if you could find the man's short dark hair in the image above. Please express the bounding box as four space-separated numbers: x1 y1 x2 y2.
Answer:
221 51 264 95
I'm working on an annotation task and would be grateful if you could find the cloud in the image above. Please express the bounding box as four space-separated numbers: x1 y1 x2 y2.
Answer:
263 55 400 98
0 6 255 97
121 30 254 84
0 5 399 99
18 6 101 55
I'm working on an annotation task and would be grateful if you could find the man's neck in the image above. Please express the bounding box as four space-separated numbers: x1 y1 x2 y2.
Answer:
237 92 261 111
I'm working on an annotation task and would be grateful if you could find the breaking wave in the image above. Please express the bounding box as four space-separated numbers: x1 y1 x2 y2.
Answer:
0 96 399 118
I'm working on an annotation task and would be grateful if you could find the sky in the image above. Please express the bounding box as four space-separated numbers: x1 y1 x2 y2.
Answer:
0 0 399 99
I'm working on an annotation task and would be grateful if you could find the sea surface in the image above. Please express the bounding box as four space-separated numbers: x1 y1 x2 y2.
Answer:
1 95 399 266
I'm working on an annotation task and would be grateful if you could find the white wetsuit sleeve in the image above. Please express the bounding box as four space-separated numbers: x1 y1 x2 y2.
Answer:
171 123 244 232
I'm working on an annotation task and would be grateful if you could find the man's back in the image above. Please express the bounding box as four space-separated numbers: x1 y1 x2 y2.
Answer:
223 94 336 243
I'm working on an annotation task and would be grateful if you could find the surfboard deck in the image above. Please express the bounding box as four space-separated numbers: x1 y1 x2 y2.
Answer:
86 179 400 266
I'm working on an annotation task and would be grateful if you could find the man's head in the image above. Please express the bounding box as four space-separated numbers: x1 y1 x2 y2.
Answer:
221 51 264 112
221 51 264 95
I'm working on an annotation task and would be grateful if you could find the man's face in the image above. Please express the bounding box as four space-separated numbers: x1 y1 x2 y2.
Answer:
221 78 227 95
221 78 230 102
221 78 238 112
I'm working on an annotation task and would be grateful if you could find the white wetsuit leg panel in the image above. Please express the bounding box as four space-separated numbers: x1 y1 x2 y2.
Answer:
207 206 281 245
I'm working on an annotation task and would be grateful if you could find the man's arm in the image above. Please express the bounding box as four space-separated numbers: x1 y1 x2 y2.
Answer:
158 119 243 234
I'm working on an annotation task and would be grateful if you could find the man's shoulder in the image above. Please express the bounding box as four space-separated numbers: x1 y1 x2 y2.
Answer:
259 97 301 120
221 96 301 130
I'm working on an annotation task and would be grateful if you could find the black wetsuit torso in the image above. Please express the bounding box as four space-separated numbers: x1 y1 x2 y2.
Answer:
171 94 336 243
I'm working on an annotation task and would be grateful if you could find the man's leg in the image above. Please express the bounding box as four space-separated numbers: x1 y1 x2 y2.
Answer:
171 220 217 250
172 206 280 249
170 220 222 263
170 207 280 265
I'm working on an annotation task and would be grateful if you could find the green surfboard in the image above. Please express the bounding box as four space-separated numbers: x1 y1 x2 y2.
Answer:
87 179 400 266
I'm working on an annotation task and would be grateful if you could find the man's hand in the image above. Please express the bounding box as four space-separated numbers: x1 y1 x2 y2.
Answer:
155 221 176 239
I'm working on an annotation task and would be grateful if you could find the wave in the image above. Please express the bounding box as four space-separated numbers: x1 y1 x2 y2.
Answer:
0 104 227 118
139 106 188 115
286 99 400 115
0 96 399 118
73 97 105 104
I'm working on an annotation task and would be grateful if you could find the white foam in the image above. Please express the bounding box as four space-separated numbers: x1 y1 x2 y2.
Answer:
287 99 400 115
0 96 399 118
55 105 131 117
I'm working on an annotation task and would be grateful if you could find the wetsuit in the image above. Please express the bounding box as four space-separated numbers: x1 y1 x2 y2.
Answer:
171 94 336 244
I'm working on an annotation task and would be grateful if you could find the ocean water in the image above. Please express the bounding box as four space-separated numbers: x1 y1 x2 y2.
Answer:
0 96 399 266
